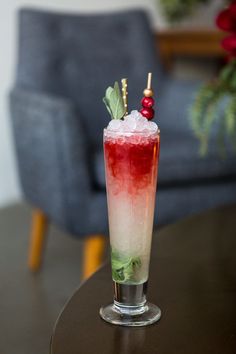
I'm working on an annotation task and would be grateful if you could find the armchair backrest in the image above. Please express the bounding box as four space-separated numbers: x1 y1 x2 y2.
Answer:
16 8 163 147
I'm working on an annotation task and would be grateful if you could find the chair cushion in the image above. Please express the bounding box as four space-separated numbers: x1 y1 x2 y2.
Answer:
93 78 236 189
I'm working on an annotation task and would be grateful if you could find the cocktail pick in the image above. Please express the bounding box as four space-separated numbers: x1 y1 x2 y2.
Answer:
140 72 155 120
121 78 128 116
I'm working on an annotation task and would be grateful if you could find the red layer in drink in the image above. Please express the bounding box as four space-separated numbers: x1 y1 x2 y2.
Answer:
104 133 160 195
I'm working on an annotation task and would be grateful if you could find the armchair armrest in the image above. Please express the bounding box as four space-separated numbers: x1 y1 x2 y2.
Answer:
9 88 92 232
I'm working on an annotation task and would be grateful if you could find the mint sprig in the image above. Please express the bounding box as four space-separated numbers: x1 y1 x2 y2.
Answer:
103 82 125 120
111 249 141 283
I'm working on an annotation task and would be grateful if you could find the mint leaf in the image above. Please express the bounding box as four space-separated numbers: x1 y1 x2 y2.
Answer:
103 97 112 115
111 249 142 283
103 82 125 120
103 86 113 115
110 82 125 119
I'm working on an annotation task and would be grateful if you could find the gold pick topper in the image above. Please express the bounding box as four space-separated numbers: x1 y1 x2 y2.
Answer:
121 78 128 116
143 72 154 97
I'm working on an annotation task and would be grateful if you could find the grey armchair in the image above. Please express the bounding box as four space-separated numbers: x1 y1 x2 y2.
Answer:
10 8 162 275
10 8 236 275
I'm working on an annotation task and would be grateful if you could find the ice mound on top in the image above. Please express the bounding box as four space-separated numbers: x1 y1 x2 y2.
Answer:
107 110 158 133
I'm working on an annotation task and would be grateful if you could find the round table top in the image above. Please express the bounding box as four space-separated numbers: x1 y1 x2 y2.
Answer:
51 205 236 354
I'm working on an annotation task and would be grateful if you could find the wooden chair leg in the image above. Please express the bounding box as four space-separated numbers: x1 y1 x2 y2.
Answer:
82 235 106 280
28 209 48 272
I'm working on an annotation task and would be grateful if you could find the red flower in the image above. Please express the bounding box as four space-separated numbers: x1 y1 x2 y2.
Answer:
229 1 236 19
222 35 236 57
216 9 236 32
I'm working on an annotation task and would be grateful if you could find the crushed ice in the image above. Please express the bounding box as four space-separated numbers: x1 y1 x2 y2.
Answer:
107 110 158 133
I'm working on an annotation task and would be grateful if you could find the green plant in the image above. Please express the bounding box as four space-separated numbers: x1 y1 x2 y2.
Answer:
159 0 210 22
191 60 236 155
191 1 236 156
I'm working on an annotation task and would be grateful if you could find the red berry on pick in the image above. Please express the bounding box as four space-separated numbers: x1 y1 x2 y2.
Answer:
140 107 155 120
141 96 154 108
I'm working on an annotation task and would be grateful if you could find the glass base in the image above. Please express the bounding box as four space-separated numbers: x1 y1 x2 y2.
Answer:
100 302 161 327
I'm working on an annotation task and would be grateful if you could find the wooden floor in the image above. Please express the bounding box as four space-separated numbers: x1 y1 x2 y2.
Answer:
0 203 86 354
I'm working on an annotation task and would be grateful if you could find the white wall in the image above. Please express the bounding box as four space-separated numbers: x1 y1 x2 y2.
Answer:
0 0 223 207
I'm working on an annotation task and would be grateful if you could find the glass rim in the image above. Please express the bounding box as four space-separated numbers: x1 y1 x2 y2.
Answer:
103 128 160 136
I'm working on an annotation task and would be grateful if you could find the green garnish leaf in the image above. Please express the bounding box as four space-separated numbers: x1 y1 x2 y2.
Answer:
103 81 125 120
111 249 141 283
103 97 112 116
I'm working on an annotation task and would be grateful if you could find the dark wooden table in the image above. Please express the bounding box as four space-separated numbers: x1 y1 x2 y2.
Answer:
51 205 236 354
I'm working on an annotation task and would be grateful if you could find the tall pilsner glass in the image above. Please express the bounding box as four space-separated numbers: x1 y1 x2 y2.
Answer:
100 128 161 326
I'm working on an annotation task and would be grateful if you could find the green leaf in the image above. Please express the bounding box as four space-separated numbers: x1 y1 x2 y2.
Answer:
230 71 236 91
106 86 113 100
103 97 112 116
190 59 236 156
220 64 234 83
102 81 125 120
111 249 141 284
225 96 236 135
110 82 125 120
